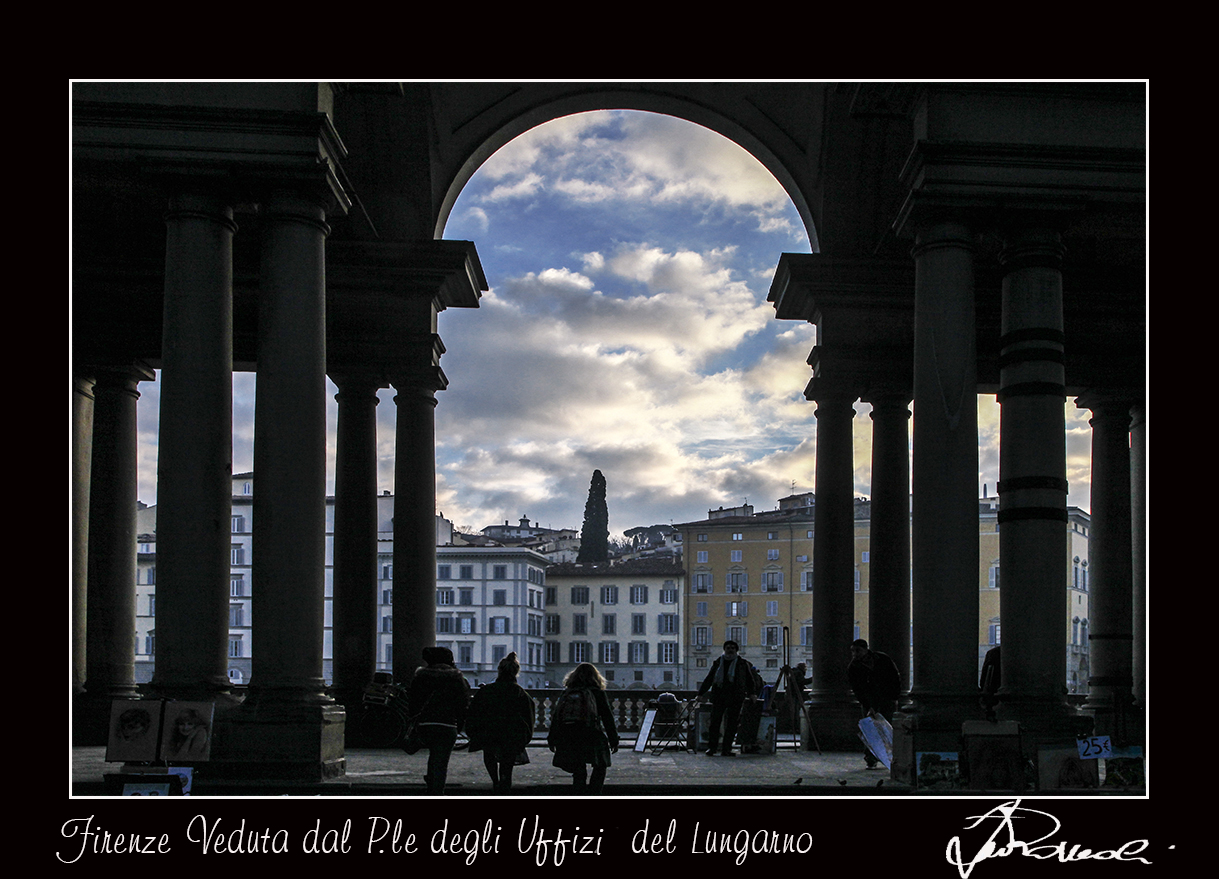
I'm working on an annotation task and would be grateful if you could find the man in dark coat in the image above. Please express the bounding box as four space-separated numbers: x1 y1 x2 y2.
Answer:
408 646 471 793
696 640 759 757
847 638 901 769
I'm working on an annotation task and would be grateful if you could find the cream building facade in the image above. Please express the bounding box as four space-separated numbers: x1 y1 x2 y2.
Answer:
543 559 686 690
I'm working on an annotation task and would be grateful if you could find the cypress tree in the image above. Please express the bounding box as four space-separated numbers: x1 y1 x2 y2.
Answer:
576 469 609 563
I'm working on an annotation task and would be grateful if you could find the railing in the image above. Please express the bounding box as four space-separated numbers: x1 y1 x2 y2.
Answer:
522 688 699 734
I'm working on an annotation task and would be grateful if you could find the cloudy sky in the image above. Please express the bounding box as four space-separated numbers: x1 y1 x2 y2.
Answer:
133 109 1095 536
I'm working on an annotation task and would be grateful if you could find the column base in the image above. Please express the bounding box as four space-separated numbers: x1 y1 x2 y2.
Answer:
203 700 347 783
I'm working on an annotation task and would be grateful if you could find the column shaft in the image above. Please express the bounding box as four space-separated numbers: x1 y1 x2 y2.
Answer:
331 376 381 697
392 381 438 682
865 392 911 679
249 193 331 701
73 375 95 698
1078 395 1134 734
1130 400 1146 712
997 229 1069 710
152 193 236 697
809 391 857 697
910 221 979 712
85 367 152 699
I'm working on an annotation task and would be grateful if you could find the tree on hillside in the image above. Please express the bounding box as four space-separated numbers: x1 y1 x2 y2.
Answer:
576 469 609 563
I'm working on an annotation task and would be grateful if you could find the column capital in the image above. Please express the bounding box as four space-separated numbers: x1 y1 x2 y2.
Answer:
1075 390 1137 418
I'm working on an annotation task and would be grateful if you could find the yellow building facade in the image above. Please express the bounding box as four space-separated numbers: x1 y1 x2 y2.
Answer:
680 493 1089 695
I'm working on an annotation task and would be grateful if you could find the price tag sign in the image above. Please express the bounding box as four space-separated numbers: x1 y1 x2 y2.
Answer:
122 781 175 795
1076 735 1112 759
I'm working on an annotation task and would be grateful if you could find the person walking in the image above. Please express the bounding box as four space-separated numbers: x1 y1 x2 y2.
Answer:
467 651 536 792
847 638 901 769
547 662 619 793
696 640 759 756
407 646 471 794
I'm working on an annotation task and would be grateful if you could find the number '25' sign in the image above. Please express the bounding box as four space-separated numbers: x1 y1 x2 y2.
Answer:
1076 735 1112 759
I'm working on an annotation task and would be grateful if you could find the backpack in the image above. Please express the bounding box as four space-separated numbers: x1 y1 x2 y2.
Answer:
554 687 598 727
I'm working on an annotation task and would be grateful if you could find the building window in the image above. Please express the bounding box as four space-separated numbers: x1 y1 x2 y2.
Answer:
528 614 542 636
727 572 746 593
696 551 709 564
571 586 589 605
231 544 245 565
382 588 393 605
766 600 779 617
492 645 507 664
696 601 708 618
570 642 590 664
693 572 712 593
727 626 745 646
493 565 508 580
802 570 814 592
660 588 678 604
437 616 454 634
600 585 619 604
726 601 747 618
988 621 1001 646
800 625 813 646
493 589 507 606
763 625 781 647
229 636 243 658
381 558 393 580
438 565 452 580
382 616 393 633
546 614 561 634
459 588 474 605
459 615 474 634
599 641 619 664
763 571 783 592
693 626 710 647
697 533 708 542
768 532 778 540
854 569 861 591
243 481 252 495
231 515 245 533
545 641 560 663
459 643 474 665
730 550 743 563
660 643 678 664
545 586 557 605
148 595 156 616
460 564 475 579
437 589 454 605
767 548 779 560
145 630 155 656
229 604 243 627
657 613 678 635
630 584 648 604
230 575 244 597
573 614 587 635
602 614 617 635
632 613 647 635
732 533 743 541
491 617 508 635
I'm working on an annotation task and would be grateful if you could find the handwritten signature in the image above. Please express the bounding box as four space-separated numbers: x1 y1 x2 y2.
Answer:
945 800 1151 877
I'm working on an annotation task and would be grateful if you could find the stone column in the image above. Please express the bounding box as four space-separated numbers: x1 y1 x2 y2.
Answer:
248 192 333 704
392 371 441 683
909 221 979 723
330 372 382 712
151 193 236 700
1130 399 1146 715
85 365 155 702
1076 393 1135 740
996 229 1075 727
864 389 911 680
72 375 95 701
804 384 861 747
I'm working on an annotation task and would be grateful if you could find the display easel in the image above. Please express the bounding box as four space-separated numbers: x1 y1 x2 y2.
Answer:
648 697 697 755
773 628 821 754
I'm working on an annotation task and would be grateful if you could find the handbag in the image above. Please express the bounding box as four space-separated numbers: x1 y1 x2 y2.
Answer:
400 694 433 754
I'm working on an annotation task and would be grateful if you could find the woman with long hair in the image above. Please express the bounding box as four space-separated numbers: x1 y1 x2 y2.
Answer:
547 662 619 793
467 652 536 792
